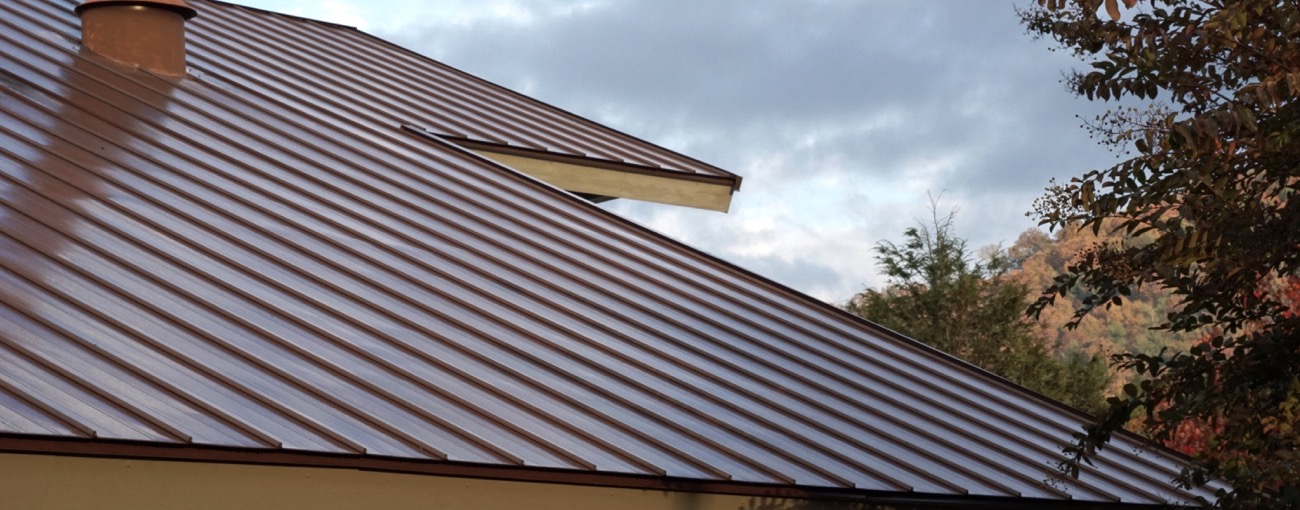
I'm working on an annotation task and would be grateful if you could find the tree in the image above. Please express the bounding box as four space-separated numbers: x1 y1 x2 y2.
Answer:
1006 223 1201 408
846 209 1109 415
1010 222 1200 363
1020 1 1300 508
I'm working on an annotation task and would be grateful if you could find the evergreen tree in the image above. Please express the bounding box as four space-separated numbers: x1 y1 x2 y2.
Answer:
847 210 1109 415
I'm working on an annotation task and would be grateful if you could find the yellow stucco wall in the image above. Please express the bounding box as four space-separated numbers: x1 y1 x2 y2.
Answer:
0 452 876 510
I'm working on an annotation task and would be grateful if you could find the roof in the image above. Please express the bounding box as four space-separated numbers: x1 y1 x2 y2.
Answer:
0 0 1217 507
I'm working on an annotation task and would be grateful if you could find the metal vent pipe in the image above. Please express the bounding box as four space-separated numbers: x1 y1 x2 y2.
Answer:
76 0 198 76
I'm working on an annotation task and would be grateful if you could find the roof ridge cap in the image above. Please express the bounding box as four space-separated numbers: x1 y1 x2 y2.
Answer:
200 0 360 31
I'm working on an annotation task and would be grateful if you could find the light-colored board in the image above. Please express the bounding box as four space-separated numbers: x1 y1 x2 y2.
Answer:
477 151 734 212
0 452 856 510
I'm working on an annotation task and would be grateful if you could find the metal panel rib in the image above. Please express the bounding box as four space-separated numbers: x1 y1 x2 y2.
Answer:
0 58 712 473
201 0 732 177
0 372 97 438
0 36 769 478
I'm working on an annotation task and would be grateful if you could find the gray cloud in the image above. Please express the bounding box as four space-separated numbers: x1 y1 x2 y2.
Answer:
381 1 1119 301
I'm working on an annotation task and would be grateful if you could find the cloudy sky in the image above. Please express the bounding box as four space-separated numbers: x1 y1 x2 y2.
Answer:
229 0 1117 302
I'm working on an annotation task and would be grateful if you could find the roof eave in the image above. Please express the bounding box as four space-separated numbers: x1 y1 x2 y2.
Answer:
410 128 739 212
0 436 1178 510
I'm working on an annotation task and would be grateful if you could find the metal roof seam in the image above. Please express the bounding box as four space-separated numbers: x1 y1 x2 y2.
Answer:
0 156 384 455
377 137 1128 491
431 167 1081 421
184 18 525 148
7 63 769 478
25 0 611 171
39 182 499 462
0 220 294 452
0 373 99 438
8 296 287 449
0 293 193 444
196 3 658 168
205 0 361 31
403 118 1180 502
10 3 1118 470
822 317 1199 489
128 133 754 476
301 186 1066 489
143 155 722 470
379 147 1086 442
500 335 835 486
468 296 941 490
212 0 737 177
570 303 1073 491
0 334 162 441
40 138 702 470
63 293 369 453
397 55 737 177
0 50 702 470
552 330 962 491
151 230 624 468
333 31 715 171
356 106 1180 496
262 17 727 179
0 141 358 447
0 120 445 457
551 231 1149 463
119 128 863 486
287 335 604 471
7 0 670 455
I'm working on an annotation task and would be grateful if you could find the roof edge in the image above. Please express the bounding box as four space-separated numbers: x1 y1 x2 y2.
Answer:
408 126 1181 459
0 435 1174 510
206 0 360 31
205 0 1119 450
427 130 740 190
349 29 740 184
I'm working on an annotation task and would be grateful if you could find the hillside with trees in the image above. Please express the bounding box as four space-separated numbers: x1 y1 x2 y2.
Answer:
1006 223 1199 378
850 214 1298 455
845 211 1110 415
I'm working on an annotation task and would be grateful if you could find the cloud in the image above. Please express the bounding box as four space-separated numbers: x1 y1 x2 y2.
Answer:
369 0 1115 301
241 0 374 29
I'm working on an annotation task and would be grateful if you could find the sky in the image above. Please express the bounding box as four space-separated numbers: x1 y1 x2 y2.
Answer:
227 0 1118 302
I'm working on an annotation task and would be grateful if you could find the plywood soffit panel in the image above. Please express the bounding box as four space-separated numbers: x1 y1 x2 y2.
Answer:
474 151 734 212
405 127 738 212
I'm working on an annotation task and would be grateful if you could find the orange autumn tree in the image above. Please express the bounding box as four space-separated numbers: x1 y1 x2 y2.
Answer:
1009 222 1199 363
1136 277 1300 463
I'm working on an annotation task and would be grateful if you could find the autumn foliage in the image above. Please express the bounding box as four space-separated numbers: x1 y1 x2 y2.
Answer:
1021 0 1300 508
847 212 1111 415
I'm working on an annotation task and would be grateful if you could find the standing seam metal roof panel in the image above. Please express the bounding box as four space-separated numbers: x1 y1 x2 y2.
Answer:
0 0 1221 506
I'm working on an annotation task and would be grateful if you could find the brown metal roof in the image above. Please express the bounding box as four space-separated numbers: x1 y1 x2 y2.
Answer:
195 0 738 188
0 0 1217 506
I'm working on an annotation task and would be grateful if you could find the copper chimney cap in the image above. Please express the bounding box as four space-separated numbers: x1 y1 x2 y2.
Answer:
76 0 198 20
76 0 198 76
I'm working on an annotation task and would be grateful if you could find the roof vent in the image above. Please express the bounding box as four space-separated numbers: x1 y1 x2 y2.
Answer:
75 0 198 76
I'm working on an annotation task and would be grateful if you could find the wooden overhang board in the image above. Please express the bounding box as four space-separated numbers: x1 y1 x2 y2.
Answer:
407 128 738 212
0 0 1221 508
470 150 736 212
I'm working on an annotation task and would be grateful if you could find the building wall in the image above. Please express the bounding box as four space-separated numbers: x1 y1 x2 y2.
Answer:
0 452 880 510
